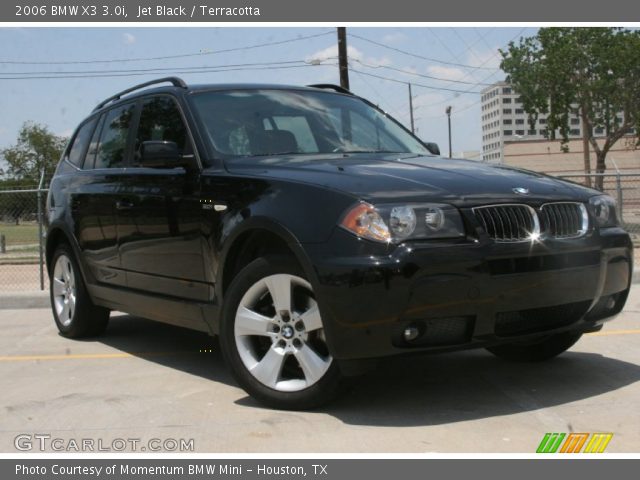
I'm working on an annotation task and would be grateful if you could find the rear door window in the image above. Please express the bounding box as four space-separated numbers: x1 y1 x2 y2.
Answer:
94 103 136 169
66 117 98 167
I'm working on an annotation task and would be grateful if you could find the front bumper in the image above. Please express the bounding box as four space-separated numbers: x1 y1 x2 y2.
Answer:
304 227 633 361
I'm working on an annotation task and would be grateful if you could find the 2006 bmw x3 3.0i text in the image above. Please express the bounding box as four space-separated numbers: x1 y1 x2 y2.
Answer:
46 78 633 409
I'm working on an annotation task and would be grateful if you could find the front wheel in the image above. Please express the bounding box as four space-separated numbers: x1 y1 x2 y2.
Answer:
219 255 342 410
486 331 583 362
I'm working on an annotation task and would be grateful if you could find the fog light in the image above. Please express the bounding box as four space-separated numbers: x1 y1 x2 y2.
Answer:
403 325 420 341
606 297 616 309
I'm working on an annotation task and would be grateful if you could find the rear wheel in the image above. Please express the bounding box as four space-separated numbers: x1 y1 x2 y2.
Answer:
220 255 342 410
486 331 583 362
50 244 109 338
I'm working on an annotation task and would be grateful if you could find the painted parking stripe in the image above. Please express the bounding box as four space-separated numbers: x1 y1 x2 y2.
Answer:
587 329 640 336
0 329 637 362
0 351 194 362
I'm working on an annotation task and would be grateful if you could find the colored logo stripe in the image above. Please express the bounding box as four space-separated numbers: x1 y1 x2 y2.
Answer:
537 433 566 453
560 433 590 453
537 433 613 453
584 433 613 453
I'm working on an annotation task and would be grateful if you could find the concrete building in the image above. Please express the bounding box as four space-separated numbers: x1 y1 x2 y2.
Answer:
480 80 629 163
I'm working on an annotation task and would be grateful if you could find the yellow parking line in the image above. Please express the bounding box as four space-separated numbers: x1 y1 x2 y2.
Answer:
1 331 637 362
587 329 640 337
0 351 191 362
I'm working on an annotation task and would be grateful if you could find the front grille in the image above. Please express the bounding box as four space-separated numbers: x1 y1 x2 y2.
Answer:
539 202 588 238
473 204 538 242
474 202 588 242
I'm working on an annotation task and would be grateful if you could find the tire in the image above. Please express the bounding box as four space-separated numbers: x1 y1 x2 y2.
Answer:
49 243 110 338
219 255 343 410
486 331 583 362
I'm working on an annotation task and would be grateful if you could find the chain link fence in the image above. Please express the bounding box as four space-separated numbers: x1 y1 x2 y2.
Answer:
556 173 640 236
0 185 47 292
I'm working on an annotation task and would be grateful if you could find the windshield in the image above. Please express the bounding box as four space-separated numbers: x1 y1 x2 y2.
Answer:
189 89 431 158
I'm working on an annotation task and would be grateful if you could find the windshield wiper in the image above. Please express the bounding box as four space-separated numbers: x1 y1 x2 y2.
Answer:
244 151 302 157
334 149 406 154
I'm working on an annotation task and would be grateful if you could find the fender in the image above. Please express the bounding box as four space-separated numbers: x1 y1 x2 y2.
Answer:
45 220 97 288
216 215 322 303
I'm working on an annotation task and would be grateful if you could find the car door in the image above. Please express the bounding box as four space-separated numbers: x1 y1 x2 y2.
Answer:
115 95 209 301
72 103 137 287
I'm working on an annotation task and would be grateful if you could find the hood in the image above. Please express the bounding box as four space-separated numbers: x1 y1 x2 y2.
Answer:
222 153 597 206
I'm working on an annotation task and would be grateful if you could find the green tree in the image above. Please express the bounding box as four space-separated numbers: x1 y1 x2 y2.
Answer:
1 122 67 183
500 28 640 189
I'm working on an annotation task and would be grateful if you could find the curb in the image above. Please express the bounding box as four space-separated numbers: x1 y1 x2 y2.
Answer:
0 291 50 309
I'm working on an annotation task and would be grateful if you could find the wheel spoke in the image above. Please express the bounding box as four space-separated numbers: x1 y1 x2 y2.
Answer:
64 260 72 282
265 275 292 313
52 278 65 296
250 346 286 388
68 293 76 319
300 303 322 331
294 343 329 386
235 306 274 337
60 301 70 323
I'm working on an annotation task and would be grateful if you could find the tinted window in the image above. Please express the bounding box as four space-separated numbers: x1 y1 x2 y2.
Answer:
84 115 105 169
94 103 136 169
67 117 97 167
134 96 189 165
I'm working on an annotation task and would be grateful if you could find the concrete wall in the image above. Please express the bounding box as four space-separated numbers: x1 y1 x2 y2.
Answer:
503 137 640 174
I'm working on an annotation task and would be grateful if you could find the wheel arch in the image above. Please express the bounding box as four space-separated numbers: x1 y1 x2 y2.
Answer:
217 217 320 303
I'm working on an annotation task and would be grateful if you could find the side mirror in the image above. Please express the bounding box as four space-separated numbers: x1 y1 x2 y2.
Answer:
425 142 440 156
139 141 182 168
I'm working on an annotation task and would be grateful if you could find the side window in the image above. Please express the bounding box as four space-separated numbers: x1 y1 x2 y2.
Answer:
134 96 190 165
83 114 105 169
94 103 136 169
67 117 97 167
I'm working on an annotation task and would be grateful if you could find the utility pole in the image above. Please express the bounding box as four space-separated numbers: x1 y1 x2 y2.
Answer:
408 83 415 134
337 27 350 90
446 106 452 158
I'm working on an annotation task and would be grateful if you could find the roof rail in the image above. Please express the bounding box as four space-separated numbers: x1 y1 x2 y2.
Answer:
93 77 188 112
307 84 353 95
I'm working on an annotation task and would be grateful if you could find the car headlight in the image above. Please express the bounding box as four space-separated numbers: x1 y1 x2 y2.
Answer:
340 202 465 243
588 195 619 228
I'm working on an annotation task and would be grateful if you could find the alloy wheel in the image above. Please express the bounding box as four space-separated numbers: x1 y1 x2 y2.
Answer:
234 274 332 392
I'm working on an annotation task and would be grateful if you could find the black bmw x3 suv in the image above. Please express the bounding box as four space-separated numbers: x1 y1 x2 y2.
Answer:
46 77 633 409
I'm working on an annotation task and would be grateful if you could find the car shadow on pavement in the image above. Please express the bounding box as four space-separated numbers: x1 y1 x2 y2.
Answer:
85 314 236 387
94 315 640 427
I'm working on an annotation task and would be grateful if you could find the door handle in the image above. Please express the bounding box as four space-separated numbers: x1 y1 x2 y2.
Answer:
115 199 135 211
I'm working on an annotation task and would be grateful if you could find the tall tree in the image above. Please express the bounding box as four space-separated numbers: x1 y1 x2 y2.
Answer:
500 28 640 189
1 122 67 183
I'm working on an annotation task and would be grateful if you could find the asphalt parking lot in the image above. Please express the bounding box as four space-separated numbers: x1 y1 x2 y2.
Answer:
1 286 639 453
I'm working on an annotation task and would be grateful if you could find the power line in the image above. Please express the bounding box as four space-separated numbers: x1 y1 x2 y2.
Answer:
0 60 306 76
348 58 494 86
0 30 334 65
417 28 528 111
348 33 499 71
0 63 333 81
348 68 482 95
